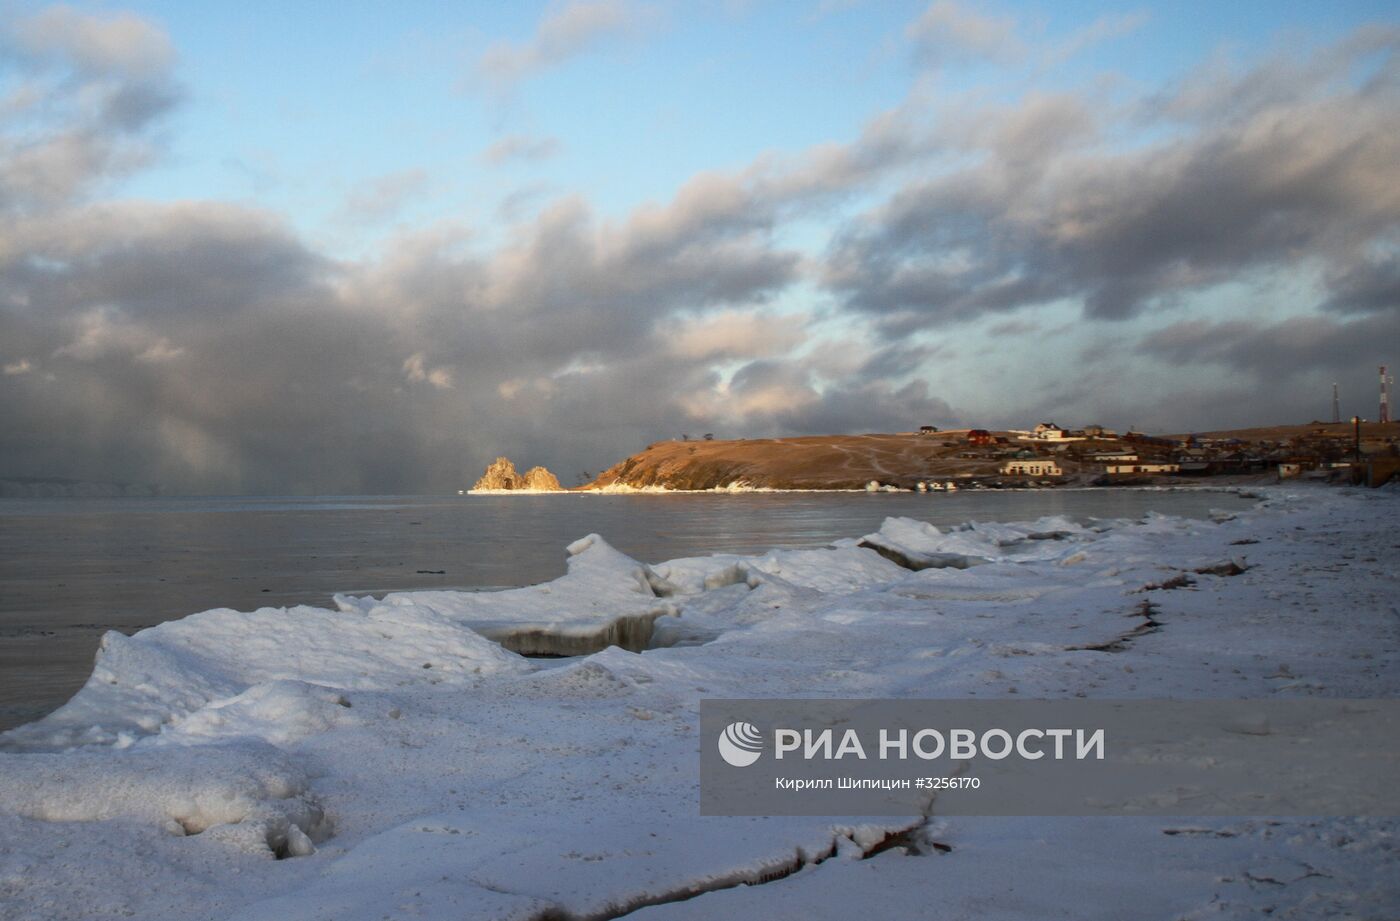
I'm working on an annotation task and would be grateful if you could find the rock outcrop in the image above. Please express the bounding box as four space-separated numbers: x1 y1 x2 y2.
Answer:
471 457 564 492
520 466 563 491
473 457 521 491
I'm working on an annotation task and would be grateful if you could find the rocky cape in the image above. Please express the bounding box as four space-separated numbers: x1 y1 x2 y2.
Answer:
584 434 987 491
581 431 1201 491
470 457 564 492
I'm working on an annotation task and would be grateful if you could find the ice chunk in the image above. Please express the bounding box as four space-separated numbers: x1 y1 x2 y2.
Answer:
743 546 906 593
3 601 528 751
857 517 996 570
338 534 681 657
651 555 759 595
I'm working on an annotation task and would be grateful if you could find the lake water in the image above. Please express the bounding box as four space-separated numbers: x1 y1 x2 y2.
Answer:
0 489 1254 729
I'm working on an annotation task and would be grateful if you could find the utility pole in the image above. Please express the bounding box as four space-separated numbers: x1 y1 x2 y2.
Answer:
1332 382 1340 424
1381 366 1392 424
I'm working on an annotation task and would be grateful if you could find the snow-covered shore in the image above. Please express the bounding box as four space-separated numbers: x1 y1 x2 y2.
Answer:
1 486 1397 919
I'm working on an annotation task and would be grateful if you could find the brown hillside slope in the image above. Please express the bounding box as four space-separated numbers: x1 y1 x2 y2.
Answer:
586 433 1011 490
1164 421 1399 442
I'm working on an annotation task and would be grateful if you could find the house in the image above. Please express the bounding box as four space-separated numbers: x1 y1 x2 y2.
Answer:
1020 422 1085 443
1089 451 1138 463
1002 459 1062 476
967 429 993 446
1083 424 1114 438
919 425 939 435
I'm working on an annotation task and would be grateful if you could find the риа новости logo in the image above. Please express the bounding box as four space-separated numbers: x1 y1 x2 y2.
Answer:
717 721 764 767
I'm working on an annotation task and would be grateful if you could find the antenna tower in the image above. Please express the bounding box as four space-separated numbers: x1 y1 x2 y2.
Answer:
1382 365 1393 424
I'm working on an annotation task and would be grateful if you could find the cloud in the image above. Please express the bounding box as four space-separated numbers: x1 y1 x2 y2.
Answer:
0 5 180 212
1042 11 1148 69
663 310 808 360
825 30 1400 329
475 1 653 89
481 133 563 165
3 200 331 317
906 0 1021 68
0 147 962 490
0 165 809 491
7 5 174 79
495 181 557 222
1321 255 1400 315
402 352 454 389
1137 313 1400 378
54 305 185 362
905 2 1145 73
338 169 430 224
679 358 957 434
0 2 964 493
3 10 1396 493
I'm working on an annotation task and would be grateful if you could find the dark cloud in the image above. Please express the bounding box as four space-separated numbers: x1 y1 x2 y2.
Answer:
0 156 870 493
1127 310 1400 428
826 31 1400 328
1320 255 1400 315
1137 313 1400 378
5 203 330 317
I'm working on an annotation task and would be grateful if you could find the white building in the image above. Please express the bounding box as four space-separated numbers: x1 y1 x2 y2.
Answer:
1002 460 1062 476
1106 463 1180 475
1017 422 1086 443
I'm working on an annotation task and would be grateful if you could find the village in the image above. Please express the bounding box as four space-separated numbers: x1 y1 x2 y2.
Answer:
905 420 1400 489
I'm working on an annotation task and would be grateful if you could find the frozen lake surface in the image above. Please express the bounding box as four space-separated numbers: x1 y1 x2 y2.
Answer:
0 489 1251 729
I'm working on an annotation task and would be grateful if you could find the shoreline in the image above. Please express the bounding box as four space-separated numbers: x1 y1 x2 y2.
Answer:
0 489 1255 736
466 479 1273 496
2 485 1396 918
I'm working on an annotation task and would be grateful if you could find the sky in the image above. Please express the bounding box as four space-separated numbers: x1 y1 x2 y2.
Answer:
0 0 1397 494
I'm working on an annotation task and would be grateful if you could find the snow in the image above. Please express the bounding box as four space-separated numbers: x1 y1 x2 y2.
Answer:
0 740 325 857
2 597 528 751
333 533 681 655
1 485 1398 920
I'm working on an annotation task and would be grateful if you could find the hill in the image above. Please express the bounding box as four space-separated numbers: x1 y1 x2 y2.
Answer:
1163 421 1398 443
586 432 1018 491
